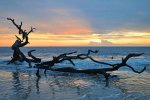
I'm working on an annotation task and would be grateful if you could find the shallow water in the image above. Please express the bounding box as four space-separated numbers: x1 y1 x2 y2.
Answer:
0 47 150 100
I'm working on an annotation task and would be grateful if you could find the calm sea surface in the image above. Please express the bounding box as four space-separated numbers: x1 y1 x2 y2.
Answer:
0 47 150 100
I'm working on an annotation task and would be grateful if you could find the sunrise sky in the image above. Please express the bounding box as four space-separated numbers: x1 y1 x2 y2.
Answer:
0 0 150 47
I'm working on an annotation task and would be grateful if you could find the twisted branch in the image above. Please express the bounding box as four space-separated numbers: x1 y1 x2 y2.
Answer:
7 18 38 67
35 51 146 79
125 65 146 73
28 50 41 63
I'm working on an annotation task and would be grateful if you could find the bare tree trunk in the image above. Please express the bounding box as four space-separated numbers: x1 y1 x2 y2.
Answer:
7 18 40 67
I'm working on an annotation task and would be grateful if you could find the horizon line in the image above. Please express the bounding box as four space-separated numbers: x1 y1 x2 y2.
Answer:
1 45 150 48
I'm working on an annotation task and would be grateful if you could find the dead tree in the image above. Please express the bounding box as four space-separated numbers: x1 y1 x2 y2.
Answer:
7 18 41 67
35 50 146 80
6 18 146 85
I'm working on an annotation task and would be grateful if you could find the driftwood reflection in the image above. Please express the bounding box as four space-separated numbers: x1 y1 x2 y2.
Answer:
11 71 118 99
48 74 83 99
36 77 40 94
12 71 32 100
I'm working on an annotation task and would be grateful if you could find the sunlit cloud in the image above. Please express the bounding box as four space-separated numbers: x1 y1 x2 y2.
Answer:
1 30 150 47
0 32 97 46
35 8 93 35
93 31 150 39
91 31 150 46
0 24 11 34
89 40 113 46
0 0 150 46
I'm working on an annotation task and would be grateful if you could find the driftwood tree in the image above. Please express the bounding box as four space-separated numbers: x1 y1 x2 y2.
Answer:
35 50 146 80
7 18 146 85
7 18 41 67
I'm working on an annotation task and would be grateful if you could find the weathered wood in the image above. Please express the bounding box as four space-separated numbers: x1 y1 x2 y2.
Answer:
7 18 40 67
7 18 146 84
35 50 146 80
36 50 97 67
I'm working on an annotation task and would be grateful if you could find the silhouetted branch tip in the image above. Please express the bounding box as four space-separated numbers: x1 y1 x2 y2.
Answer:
7 17 39 67
126 65 146 74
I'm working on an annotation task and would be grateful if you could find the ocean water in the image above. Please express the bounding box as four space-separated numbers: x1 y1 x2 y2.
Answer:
0 47 150 100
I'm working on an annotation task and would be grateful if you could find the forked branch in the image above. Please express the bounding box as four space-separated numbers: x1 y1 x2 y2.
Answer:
7 17 38 67
35 50 146 79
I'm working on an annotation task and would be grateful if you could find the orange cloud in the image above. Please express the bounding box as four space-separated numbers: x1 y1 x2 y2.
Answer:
1 31 150 47
38 8 93 35
0 32 100 47
28 33 94 46
0 33 16 46
0 24 11 34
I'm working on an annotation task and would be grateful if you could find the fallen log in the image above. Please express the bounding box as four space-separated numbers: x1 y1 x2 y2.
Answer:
35 51 146 80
